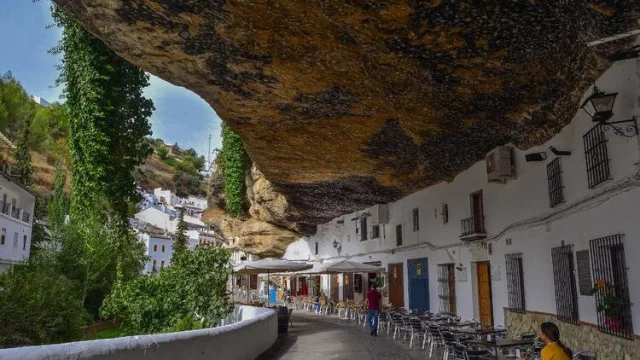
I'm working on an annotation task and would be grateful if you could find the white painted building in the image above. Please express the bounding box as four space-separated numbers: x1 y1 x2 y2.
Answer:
135 207 175 233
140 232 173 274
179 195 208 219
0 173 36 272
32 96 50 107
153 187 178 206
283 57 640 349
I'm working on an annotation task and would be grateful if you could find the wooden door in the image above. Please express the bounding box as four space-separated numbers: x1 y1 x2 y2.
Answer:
476 261 493 327
249 274 258 290
447 264 457 315
471 191 484 232
408 258 429 313
343 274 354 300
330 274 339 301
388 263 405 308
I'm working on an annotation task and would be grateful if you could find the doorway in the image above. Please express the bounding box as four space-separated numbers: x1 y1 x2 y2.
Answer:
438 263 457 315
476 261 493 327
330 274 339 301
408 258 429 313
343 274 354 300
388 263 405 308
471 191 485 233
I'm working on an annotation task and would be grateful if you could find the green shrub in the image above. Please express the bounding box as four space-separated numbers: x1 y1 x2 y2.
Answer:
157 146 168 160
0 265 89 348
101 246 233 335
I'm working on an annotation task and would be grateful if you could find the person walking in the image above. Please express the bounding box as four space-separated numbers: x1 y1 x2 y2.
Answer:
364 283 382 336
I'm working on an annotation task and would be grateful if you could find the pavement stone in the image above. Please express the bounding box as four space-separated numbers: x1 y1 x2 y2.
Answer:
256 311 426 360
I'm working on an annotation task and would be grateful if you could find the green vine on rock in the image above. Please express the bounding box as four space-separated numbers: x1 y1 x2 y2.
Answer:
51 5 153 221
220 122 247 217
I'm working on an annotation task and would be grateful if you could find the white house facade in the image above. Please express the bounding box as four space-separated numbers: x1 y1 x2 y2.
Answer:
282 57 640 358
0 174 36 272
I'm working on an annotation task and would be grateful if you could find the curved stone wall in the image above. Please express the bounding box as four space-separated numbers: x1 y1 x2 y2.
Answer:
0 305 277 360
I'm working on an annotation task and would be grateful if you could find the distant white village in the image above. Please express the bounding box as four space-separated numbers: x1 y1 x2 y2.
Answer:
133 187 220 274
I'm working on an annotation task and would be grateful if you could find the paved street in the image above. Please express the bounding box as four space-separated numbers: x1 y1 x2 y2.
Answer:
257 311 425 360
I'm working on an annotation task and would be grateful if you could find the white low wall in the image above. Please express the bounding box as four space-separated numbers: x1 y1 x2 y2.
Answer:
0 305 277 360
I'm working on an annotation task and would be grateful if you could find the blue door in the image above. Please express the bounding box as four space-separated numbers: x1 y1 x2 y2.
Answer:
407 258 429 313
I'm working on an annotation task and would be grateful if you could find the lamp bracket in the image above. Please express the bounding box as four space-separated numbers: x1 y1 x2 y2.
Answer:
600 118 638 138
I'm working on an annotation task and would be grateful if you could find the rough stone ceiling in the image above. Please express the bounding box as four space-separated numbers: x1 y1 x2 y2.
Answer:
56 0 637 235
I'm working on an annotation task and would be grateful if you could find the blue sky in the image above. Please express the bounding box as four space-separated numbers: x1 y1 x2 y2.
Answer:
0 0 222 160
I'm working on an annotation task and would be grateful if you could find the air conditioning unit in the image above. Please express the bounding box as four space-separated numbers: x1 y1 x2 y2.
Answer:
486 146 515 183
370 204 389 224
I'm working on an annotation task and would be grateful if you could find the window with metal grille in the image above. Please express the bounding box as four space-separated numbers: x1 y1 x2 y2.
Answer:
396 224 402 246
589 234 633 339
547 158 565 207
505 253 525 313
412 208 419 231
551 245 579 323
360 217 368 241
315 242 318 255
438 264 457 315
372 225 380 239
583 124 611 188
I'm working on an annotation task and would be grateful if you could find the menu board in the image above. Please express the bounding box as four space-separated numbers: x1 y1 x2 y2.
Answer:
576 250 592 296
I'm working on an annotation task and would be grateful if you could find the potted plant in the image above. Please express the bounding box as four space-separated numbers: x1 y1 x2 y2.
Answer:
590 279 624 330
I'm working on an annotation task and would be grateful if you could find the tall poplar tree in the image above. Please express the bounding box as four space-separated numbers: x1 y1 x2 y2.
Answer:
173 207 188 258
12 116 34 186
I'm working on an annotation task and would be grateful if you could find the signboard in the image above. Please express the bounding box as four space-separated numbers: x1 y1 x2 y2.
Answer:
416 263 422 276
576 250 592 296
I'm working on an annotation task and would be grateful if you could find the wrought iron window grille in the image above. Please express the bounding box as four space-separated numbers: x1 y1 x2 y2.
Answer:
589 234 633 339
551 245 579 324
583 124 611 188
547 158 565 208
505 253 526 313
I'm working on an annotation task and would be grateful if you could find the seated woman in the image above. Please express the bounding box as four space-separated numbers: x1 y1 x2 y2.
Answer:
539 322 572 360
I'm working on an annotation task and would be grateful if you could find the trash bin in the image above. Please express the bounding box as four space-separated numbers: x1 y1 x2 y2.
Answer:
269 288 277 303
276 306 289 333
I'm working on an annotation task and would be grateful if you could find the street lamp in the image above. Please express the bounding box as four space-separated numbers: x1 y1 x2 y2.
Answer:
580 86 616 123
580 85 637 138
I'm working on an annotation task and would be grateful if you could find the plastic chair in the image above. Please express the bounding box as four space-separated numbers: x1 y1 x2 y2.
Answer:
573 350 597 360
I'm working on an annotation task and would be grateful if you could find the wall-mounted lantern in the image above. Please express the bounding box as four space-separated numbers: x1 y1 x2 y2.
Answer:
581 85 637 137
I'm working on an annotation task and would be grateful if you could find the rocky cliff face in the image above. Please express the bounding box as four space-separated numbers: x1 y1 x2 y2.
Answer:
204 164 300 257
56 1 637 249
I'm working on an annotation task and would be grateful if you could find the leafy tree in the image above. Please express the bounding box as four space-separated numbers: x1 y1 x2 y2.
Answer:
101 246 233 335
0 262 89 348
0 72 35 138
173 207 188 257
157 145 168 160
51 6 154 221
12 115 34 186
221 122 247 217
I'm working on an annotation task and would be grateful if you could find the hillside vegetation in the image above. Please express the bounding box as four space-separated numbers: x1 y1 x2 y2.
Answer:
0 71 207 198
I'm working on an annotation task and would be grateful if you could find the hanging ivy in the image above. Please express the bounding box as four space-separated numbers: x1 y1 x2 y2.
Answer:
51 5 153 221
220 122 247 217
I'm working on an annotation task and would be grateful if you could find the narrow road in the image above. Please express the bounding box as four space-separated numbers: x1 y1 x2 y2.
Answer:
257 311 425 360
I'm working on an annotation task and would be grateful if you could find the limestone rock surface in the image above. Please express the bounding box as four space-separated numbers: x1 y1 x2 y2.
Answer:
56 0 638 237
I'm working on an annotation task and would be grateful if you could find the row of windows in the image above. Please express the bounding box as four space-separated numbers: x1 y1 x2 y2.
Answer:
151 259 166 272
506 234 633 339
152 244 167 253
0 227 28 250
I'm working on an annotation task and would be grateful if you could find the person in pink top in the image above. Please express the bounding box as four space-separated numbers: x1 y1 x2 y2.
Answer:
364 283 382 336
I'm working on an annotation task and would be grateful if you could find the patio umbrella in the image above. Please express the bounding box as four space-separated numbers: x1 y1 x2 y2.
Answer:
311 259 385 274
234 258 313 305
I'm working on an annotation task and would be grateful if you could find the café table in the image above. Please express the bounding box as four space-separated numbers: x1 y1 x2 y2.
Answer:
466 338 534 356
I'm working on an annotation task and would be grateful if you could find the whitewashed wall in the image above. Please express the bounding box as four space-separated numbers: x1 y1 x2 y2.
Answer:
0 176 35 268
283 57 640 334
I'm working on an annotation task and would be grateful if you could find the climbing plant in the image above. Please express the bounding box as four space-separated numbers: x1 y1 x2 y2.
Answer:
51 5 153 221
220 122 247 217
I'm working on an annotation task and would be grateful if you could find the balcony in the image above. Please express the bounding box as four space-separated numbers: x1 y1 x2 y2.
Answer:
460 216 487 241
0 202 31 224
